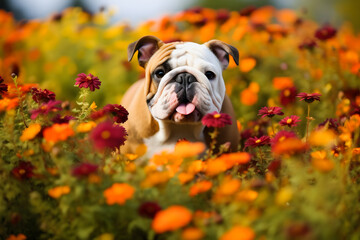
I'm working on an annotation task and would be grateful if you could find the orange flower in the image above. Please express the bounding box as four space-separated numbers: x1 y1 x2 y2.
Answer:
181 227 205 240
0 97 19 111
240 85 258 106
76 121 97 133
272 138 308 157
103 183 135 205
309 129 337 147
275 9 298 25
218 152 251 169
272 77 294 90
250 6 275 25
20 123 41 141
48 185 71 198
152 205 192 233
6 234 27 240
141 171 170 188
236 190 258 202
43 123 75 143
178 172 195 184
205 159 227 176
189 180 212 197
239 58 256 72
220 226 255 240
213 177 241 203
311 151 334 172
174 141 206 158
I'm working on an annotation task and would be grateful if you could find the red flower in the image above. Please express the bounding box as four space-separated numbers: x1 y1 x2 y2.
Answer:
75 73 101 91
72 163 98 177
280 87 297 106
31 87 56 103
279 115 301 127
103 104 129 123
296 92 321 103
258 106 284 118
298 39 317 50
11 161 35 180
0 76 8 96
315 24 337 41
30 100 62 119
90 121 127 150
244 135 270 148
202 111 232 128
51 114 76 124
138 201 162 219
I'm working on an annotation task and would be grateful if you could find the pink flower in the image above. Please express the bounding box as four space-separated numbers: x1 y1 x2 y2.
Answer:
279 115 301 127
244 135 270 148
30 100 62 119
297 92 321 103
90 121 127 150
258 106 284 118
75 73 101 91
202 111 232 128
103 104 129 124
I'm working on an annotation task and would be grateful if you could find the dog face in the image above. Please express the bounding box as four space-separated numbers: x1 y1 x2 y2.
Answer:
128 36 239 125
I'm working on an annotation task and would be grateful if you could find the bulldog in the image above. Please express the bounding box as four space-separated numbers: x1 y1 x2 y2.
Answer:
121 35 239 156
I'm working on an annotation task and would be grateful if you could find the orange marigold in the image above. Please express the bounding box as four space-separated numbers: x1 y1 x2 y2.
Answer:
6 234 27 240
181 227 205 240
239 58 256 72
152 205 192 233
189 180 213 197
220 226 255 240
272 77 294 90
103 183 135 205
174 141 206 158
240 84 259 106
20 123 41 141
48 185 71 198
43 123 75 143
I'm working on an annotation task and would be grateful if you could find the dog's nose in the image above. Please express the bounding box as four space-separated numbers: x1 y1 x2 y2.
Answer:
175 73 196 86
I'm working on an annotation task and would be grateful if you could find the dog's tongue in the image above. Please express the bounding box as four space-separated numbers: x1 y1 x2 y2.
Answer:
176 103 195 115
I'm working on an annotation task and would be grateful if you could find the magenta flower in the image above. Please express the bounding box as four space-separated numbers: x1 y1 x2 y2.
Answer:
90 121 127 150
72 163 98 177
279 115 301 127
30 100 62 119
315 24 337 41
138 201 162 219
202 111 232 128
297 92 321 103
298 39 317 50
11 161 35 180
103 104 129 124
280 87 297 106
51 114 76 124
244 135 270 148
31 87 56 103
0 76 8 96
258 106 284 118
75 73 101 91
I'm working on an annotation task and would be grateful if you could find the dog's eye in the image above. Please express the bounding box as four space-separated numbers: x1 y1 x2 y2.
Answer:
205 71 216 80
154 69 165 79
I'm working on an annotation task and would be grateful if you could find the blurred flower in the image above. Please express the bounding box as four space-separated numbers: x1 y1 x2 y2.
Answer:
181 227 205 240
271 130 298 147
220 226 255 240
30 100 62 120
311 150 334 172
48 185 71 198
0 76 8 96
51 114 76 124
236 190 259 203
138 201 162 219
272 77 293 90
272 137 308 157
258 106 284 118
280 87 297 106
11 161 35 180
43 123 75 143
6 234 27 240
152 205 192 233
90 109 107 121
218 152 251 169
276 187 293 205
0 97 19 111
71 162 98 177
103 104 128 123
76 121 97 133
244 136 270 148
285 222 312 240
189 180 212 197
279 115 301 127
201 111 232 128
31 87 55 103
239 6 256 16
174 141 205 158
315 24 337 41
19 123 41 141
90 121 127 150
297 92 321 103
205 158 228 176
75 73 101 91
318 118 339 132
239 57 256 72
240 82 259 106
309 129 337 147
103 183 135 205
298 39 317 50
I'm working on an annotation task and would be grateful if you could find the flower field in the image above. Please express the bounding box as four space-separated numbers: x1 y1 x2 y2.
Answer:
1 6 360 240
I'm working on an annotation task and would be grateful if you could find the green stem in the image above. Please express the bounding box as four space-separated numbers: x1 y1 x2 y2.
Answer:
12 74 28 128
306 103 310 142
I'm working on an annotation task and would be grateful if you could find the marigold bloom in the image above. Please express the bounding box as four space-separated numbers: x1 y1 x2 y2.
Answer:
30 87 56 103
138 201 162 219
240 82 259 106
11 161 35 180
272 138 308 157
239 58 256 72
296 92 321 103
0 76 8 95
48 185 71 198
174 141 205 158
103 183 135 205
71 163 98 177
20 123 41 141
30 100 62 119
218 152 251 169
315 24 337 41
152 205 192 233
181 227 205 240
279 115 301 127
202 111 232 128
236 190 259 202
103 104 129 123
141 171 171 188
258 106 284 118
0 97 19 111
220 226 255 240
272 77 293 90
309 129 337 147
311 151 334 172
178 172 195 184
244 136 270 148
90 121 127 150
43 123 75 143
76 121 97 133
205 159 227 176
75 73 101 91
6 234 27 240
189 180 213 197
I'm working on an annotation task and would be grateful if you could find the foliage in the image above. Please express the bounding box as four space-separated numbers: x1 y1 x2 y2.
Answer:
1 6 360 240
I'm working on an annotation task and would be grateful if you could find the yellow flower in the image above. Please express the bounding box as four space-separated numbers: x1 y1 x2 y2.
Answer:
95 233 114 240
48 185 71 198
76 121 97 133
20 123 41 141
309 129 337 147
276 187 292 206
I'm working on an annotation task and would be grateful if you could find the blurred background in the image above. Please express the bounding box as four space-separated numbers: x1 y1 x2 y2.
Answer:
0 0 359 31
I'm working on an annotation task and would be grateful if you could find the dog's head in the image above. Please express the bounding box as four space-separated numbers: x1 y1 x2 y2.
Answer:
128 36 239 124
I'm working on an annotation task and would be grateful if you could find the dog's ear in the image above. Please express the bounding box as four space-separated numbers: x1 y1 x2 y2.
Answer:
128 35 164 68
204 40 239 70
